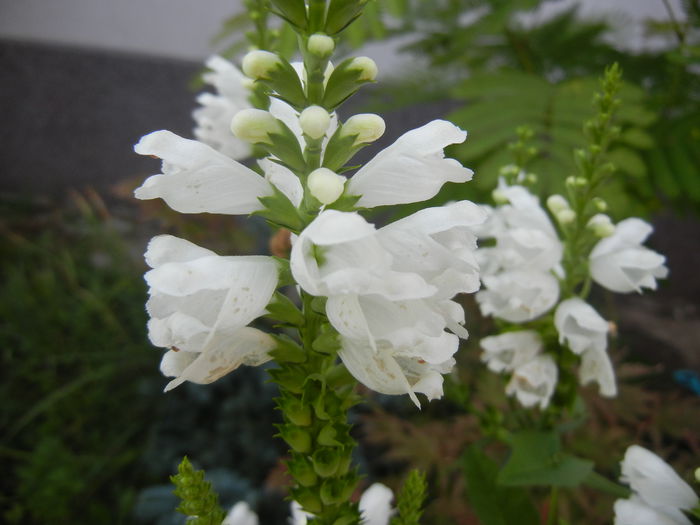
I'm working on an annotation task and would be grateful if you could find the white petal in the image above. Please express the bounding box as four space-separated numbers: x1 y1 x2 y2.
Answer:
347 120 472 207
614 497 692 525
222 502 259 525
506 355 558 409
579 347 617 397
477 270 559 322
554 298 608 355
259 158 304 207
480 330 543 373
160 349 198 377
145 234 216 268
134 130 272 214
359 483 395 525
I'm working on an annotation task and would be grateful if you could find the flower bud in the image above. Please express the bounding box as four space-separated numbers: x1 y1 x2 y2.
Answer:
240 77 255 90
593 197 608 212
695 467 700 483
555 208 576 225
230 109 281 144
492 188 508 205
525 172 538 184
348 56 378 81
241 50 281 80
279 425 312 453
546 194 570 214
308 168 346 204
498 164 520 178
587 213 615 237
308 33 335 57
299 105 331 139
340 114 385 145
312 448 341 478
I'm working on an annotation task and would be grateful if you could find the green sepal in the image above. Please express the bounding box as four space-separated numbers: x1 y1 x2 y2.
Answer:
312 329 341 355
312 447 342 478
269 0 308 30
325 0 369 35
322 58 373 110
310 296 328 314
253 184 304 232
327 192 361 212
287 455 319 487
278 394 313 426
322 126 362 170
293 488 324 515
273 257 294 287
320 475 356 506
261 60 307 109
270 334 307 363
268 366 306 394
265 122 307 173
318 423 343 447
265 291 305 326
277 423 312 453
325 364 355 389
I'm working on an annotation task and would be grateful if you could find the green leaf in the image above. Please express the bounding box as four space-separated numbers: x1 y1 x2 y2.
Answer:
270 334 306 364
265 291 304 326
583 471 631 498
253 184 305 232
462 445 540 525
497 430 594 488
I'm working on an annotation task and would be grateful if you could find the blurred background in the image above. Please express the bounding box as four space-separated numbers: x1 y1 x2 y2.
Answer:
1 1 699 523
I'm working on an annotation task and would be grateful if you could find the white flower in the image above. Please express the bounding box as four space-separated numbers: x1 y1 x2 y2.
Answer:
223 502 259 525
505 354 558 409
554 298 608 355
193 56 252 160
615 445 699 525
590 218 668 293
476 270 560 323
345 120 473 208
480 331 543 373
134 130 274 214
291 483 394 525
144 235 278 391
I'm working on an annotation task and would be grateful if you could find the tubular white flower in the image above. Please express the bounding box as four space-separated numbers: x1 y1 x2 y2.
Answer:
241 49 281 79
341 114 386 146
614 497 690 525
222 502 259 525
590 218 668 293
505 355 558 410
134 130 273 214
307 167 346 204
587 213 615 238
299 105 331 139
346 120 473 208
193 55 251 160
144 235 278 391
476 270 560 323
620 445 699 517
349 56 378 81
480 331 543 373
230 109 282 144
291 484 394 525
579 346 617 397
554 298 608 355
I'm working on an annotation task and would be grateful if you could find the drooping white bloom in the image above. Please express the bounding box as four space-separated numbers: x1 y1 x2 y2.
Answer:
223 502 259 525
480 331 543 373
193 55 252 160
291 483 394 525
505 354 558 409
555 298 616 396
476 270 559 323
134 130 274 214
590 218 668 293
345 120 473 208
615 445 699 525
145 235 278 391
290 203 485 406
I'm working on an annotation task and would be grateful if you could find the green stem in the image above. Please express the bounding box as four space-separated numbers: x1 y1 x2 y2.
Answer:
546 486 559 525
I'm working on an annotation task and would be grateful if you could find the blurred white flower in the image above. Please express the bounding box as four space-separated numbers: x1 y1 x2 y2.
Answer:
480 331 543 373
193 56 252 160
476 270 559 323
505 354 558 410
615 445 699 525
144 235 278 391
590 218 668 293
291 483 394 524
223 501 259 525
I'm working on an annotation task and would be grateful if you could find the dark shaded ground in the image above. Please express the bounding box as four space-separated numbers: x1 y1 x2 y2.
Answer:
1 39 698 375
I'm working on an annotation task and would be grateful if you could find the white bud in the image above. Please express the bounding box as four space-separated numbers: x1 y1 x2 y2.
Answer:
307 168 346 205
242 50 281 80
587 213 615 237
593 197 608 212
555 209 576 224
349 57 378 81
230 109 281 144
341 114 385 145
308 33 335 57
299 106 331 140
546 194 570 214
695 467 700 483
492 188 508 205
498 164 519 178
240 77 256 90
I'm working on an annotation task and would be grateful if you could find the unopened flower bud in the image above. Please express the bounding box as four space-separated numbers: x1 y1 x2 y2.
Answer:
341 114 385 145
695 467 700 482
241 50 281 80
593 197 607 211
308 168 346 204
498 164 519 178
587 213 615 237
240 77 255 90
299 106 331 139
348 56 378 81
492 188 508 205
308 33 335 57
230 109 281 144
555 208 576 224
546 194 570 214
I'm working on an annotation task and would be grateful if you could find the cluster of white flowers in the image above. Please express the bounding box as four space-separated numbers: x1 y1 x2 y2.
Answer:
135 53 484 405
614 445 699 525
476 181 667 409
222 483 394 525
